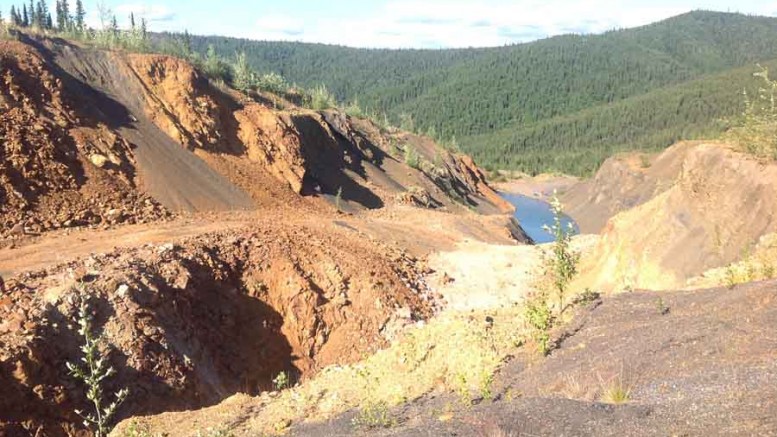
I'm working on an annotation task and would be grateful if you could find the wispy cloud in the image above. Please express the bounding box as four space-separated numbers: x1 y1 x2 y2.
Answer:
85 0 777 48
85 3 176 29
237 0 698 48
115 3 176 22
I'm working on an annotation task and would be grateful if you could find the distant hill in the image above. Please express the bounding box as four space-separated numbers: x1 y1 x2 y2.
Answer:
179 11 777 175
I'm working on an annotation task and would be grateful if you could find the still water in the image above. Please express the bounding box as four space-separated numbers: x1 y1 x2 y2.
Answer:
500 192 579 244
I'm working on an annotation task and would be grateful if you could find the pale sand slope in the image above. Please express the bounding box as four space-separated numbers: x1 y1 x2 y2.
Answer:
428 235 600 312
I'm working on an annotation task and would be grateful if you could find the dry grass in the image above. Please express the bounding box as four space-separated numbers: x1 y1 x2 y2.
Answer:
599 377 632 404
688 233 777 289
235 308 528 435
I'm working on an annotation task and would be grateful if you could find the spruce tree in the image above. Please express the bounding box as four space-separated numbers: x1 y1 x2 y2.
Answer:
109 14 118 42
39 0 50 28
35 1 44 28
28 0 35 27
140 17 148 50
10 6 18 26
74 0 85 31
61 0 70 30
22 4 29 27
55 0 63 29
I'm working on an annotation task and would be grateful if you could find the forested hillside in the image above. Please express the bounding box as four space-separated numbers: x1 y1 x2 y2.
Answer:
176 11 777 175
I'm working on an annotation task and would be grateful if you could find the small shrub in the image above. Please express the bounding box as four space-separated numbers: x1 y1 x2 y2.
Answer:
334 186 344 211
351 402 397 429
454 372 471 406
725 265 738 289
66 299 129 437
541 193 580 314
308 84 337 110
404 146 420 169
273 371 290 391
479 369 495 401
655 297 669 315
256 72 288 94
232 51 255 92
344 99 365 118
398 112 415 132
575 288 600 306
763 263 776 279
524 291 553 356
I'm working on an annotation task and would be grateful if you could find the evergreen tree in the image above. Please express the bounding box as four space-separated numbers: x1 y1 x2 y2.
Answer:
10 6 18 26
182 30 192 55
109 14 118 39
22 4 29 27
232 51 255 92
39 0 50 28
28 0 35 27
35 1 43 28
74 0 85 30
55 0 63 29
129 12 135 30
140 17 148 50
61 0 70 30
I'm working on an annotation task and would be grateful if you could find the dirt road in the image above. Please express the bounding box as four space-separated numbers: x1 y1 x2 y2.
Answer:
0 213 255 277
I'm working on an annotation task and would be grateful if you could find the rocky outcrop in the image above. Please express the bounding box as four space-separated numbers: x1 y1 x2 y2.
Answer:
456 154 515 213
0 41 171 237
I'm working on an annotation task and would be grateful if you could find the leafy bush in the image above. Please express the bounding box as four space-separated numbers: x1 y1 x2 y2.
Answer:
524 291 553 355
541 193 580 314
256 72 288 94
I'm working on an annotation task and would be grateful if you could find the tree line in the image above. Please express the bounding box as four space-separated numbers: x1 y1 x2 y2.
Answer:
2 0 149 50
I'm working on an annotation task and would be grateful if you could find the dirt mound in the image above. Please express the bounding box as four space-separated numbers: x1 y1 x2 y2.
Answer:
578 142 777 292
0 221 434 436
0 40 171 238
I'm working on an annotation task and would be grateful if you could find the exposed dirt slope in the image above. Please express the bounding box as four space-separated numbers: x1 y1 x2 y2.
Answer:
294 280 777 436
0 220 435 436
0 39 171 238
562 142 699 233
2 34 511 240
33 37 256 212
578 142 777 292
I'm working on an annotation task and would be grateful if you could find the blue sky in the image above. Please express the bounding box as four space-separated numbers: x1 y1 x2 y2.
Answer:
2 0 777 48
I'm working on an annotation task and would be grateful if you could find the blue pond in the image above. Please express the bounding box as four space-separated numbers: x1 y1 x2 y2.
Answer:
500 192 579 244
